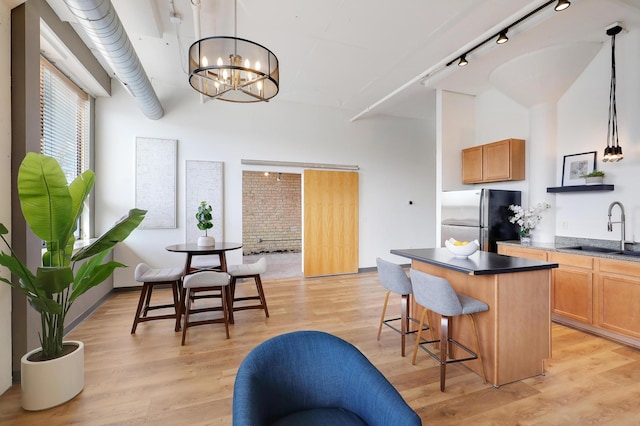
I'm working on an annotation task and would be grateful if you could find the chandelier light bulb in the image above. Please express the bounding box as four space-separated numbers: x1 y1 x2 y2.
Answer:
202 56 208 67
222 69 229 80
244 59 251 68
217 57 224 66
255 61 261 71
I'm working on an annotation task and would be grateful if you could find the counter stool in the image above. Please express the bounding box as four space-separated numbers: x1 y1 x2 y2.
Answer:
228 257 269 323
181 271 232 345
376 258 427 356
410 268 488 392
131 263 183 334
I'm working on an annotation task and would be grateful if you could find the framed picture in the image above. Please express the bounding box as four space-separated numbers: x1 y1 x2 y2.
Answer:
562 151 596 186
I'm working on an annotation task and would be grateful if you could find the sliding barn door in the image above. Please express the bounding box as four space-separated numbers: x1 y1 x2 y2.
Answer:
303 170 359 276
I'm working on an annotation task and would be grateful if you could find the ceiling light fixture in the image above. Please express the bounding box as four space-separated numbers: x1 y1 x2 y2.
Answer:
554 0 571 12
188 0 279 102
496 29 509 44
603 24 623 162
446 0 570 67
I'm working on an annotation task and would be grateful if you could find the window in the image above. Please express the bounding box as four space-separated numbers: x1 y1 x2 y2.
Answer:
39 56 92 239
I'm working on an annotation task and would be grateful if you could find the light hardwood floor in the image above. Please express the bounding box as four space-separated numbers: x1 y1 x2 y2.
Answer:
1 271 640 425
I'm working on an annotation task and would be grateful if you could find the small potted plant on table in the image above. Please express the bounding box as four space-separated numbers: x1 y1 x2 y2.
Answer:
196 201 215 246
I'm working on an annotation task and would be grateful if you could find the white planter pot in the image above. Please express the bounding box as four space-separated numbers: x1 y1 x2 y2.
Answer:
197 236 215 246
585 176 603 185
21 341 84 411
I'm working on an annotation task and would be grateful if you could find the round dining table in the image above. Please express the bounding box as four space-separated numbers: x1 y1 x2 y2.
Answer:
165 242 242 274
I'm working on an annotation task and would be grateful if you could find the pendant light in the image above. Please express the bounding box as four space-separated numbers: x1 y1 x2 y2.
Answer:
188 0 279 102
602 25 623 162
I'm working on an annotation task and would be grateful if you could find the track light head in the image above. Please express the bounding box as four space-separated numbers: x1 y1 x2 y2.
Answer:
554 0 571 12
496 30 509 44
458 55 468 67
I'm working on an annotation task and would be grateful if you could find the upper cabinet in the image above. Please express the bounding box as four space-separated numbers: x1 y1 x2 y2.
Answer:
462 138 525 184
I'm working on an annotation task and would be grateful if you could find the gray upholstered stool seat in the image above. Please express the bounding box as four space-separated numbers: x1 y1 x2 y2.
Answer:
376 258 427 356
228 257 269 323
181 271 232 345
131 263 184 334
410 268 488 392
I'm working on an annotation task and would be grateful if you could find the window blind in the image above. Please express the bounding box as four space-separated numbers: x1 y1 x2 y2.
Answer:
39 56 90 184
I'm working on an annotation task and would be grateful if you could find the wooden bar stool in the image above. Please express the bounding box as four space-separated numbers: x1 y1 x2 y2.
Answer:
376 258 427 356
181 271 232 345
228 257 269 323
410 268 488 392
131 263 183 334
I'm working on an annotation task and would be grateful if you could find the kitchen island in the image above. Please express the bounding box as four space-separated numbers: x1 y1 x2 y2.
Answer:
391 248 558 386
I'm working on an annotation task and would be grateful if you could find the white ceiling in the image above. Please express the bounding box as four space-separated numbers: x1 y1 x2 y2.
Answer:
44 0 640 120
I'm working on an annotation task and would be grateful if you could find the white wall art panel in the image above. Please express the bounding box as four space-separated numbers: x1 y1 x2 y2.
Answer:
186 160 224 243
135 137 177 229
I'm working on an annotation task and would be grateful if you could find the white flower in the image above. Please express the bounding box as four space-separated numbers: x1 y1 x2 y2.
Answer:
508 203 550 234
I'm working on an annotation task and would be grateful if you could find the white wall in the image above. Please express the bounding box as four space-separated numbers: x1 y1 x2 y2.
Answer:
440 90 475 192
95 81 437 286
556 29 640 242
0 0 13 393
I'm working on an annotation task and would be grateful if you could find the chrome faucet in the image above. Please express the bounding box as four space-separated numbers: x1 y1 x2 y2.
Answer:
607 201 626 251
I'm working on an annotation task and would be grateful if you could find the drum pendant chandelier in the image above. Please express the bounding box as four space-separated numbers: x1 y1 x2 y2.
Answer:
188 0 279 102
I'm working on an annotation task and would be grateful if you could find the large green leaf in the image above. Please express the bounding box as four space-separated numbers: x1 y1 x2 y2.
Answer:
71 251 126 302
72 208 146 262
17 153 72 244
35 266 74 295
27 295 62 315
44 169 95 268
0 252 36 291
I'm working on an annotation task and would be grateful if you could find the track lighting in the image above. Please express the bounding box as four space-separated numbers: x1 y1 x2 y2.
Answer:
496 30 509 44
446 0 570 68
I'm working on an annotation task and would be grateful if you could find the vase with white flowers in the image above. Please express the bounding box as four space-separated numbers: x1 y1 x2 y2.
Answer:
508 203 551 245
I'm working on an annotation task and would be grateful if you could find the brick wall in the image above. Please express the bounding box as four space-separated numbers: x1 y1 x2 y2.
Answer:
242 171 301 255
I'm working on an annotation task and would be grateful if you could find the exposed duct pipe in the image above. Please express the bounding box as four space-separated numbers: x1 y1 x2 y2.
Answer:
62 0 164 120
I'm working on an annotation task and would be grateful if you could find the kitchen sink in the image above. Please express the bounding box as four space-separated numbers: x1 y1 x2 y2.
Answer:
560 246 640 258
561 245 621 254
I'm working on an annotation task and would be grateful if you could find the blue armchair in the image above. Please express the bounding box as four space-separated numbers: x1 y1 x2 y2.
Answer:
233 330 422 426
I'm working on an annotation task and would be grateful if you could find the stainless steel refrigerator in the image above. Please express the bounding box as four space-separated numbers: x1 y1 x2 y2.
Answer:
441 189 521 252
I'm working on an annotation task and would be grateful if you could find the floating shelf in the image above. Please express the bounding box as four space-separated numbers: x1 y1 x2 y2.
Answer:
547 184 614 193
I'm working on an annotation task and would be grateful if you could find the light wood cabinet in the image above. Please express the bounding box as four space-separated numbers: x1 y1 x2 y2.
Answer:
595 259 640 340
548 252 593 324
462 138 525 184
498 245 547 261
500 243 640 348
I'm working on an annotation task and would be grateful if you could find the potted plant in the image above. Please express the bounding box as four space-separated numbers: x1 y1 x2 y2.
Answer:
196 201 215 246
581 170 605 185
0 153 146 410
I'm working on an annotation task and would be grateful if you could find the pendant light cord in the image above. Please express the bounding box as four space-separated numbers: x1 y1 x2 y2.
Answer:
607 33 618 150
607 34 619 151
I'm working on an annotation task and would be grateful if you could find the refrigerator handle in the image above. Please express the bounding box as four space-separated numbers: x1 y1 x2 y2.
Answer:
481 227 489 251
479 189 487 228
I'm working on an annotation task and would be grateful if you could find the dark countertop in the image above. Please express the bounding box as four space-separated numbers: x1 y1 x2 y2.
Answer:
498 240 640 263
390 248 558 276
